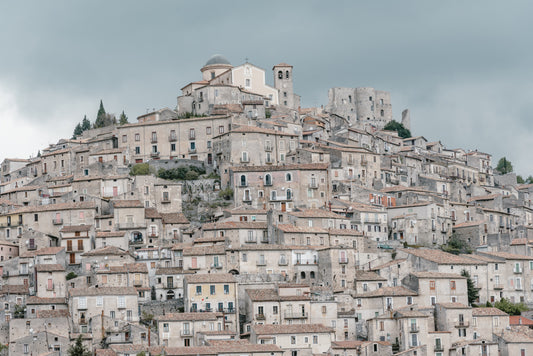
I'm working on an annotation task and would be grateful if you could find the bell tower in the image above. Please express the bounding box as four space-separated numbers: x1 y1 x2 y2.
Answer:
273 63 296 109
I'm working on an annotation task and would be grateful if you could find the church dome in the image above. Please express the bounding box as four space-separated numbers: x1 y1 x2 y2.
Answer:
204 54 231 66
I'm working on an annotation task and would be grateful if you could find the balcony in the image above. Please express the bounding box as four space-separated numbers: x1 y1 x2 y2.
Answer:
278 259 288 266
256 260 266 266
129 239 144 246
243 195 252 202
151 137 158 143
409 325 419 333
455 321 469 328
308 182 319 189
240 157 250 163
188 147 197 153
256 314 266 320
261 236 269 243
180 330 192 336
284 311 308 319
265 159 273 165
52 218 63 225
117 222 146 229
245 237 257 243
168 134 177 142
211 263 223 269
149 232 159 238
493 284 503 290
514 268 522 274
264 146 273 152
161 197 170 204
150 151 160 158
360 159 368 166
133 280 143 287
339 258 349 264
434 345 444 352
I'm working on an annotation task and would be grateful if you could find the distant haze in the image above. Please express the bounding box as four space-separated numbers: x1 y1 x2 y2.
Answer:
1 1 532 175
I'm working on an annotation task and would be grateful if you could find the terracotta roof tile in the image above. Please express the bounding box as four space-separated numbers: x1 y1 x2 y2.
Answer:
472 307 508 316
185 273 236 284
69 286 138 297
253 323 333 335
231 163 329 173
155 312 223 321
35 264 65 272
81 245 131 256
401 248 481 265
112 199 144 208
358 286 417 297
59 225 92 233
161 212 189 224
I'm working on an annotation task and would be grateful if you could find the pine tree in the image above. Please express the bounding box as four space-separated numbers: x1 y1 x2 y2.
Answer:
94 100 107 128
119 110 129 125
37 150 41 157
496 157 513 174
461 270 479 306
383 120 411 139
73 123 83 138
67 335 91 356
81 115 91 131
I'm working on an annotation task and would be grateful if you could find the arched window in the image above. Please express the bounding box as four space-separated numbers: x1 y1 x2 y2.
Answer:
265 174 272 186
278 71 283 79
300 271 306 279
240 175 247 186
286 189 292 200
285 70 289 79
310 271 315 279
286 173 292 182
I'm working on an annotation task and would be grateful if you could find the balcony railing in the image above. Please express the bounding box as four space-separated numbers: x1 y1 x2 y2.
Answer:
52 219 63 225
455 321 469 328
245 237 257 243
256 260 266 266
278 259 288 266
308 182 319 189
150 151 160 157
180 330 192 336
284 312 308 319
117 222 146 229
434 345 444 352
339 258 349 264
133 280 143 287
493 284 504 290
514 268 522 274
188 148 197 153
256 314 266 320
409 325 419 333
161 197 170 204
168 135 177 142
264 146 273 152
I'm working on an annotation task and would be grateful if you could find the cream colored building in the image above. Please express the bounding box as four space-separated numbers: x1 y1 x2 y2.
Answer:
155 312 226 347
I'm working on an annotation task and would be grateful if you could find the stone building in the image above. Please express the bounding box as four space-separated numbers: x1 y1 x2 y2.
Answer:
325 88 392 131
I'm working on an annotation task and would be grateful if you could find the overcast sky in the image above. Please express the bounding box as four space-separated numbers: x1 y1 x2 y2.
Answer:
1 1 532 175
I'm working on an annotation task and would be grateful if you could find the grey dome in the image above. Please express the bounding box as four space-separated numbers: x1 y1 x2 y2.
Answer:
205 54 231 66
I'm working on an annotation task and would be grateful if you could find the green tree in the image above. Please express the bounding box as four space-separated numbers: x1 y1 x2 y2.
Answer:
66 272 78 280
218 187 233 200
494 297 529 315
517 175 525 184
67 335 91 356
72 123 83 138
94 100 107 128
185 170 199 180
81 115 91 131
441 235 472 255
130 163 151 176
527 175 533 184
461 270 479 306
13 304 25 318
496 157 513 174
37 150 41 157
119 110 129 125
383 120 411 139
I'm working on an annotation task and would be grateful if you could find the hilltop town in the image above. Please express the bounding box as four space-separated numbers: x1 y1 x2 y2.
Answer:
0 54 532 356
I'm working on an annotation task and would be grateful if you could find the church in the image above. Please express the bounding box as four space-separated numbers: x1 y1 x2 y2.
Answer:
177 54 300 116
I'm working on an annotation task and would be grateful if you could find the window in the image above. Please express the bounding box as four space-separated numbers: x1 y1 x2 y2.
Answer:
189 128 195 139
78 297 87 309
210 285 216 295
291 336 296 344
245 79 251 87
96 296 103 306
135 133 140 141
450 280 456 290
273 305 278 314
24 344 29 354
286 173 292 181
196 286 202 295
429 280 436 290
219 125 224 134
117 296 125 308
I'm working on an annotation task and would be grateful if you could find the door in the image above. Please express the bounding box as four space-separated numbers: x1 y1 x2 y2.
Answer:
113 186 118 197
69 253 76 264
281 202 286 212
67 240 73 252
